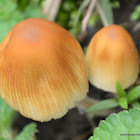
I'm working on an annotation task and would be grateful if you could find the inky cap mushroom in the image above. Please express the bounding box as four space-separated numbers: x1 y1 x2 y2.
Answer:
0 18 88 121
86 24 139 93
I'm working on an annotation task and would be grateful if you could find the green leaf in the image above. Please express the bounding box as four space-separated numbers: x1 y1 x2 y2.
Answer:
130 5 140 21
14 123 37 140
116 82 128 109
128 85 140 103
88 136 93 140
132 101 140 108
0 138 7 140
116 81 126 97
111 1 120 8
16 0 30 11
0 0 17 20
130 12 140 21
89 108 140 140
86 98 119 112
136 5 140 13
0 0 45 43
0 97 15 131
88 14 99 26
97 0 114 26
0 0 24 42
118 96 128 109
63 1 75 11
24 3 45 19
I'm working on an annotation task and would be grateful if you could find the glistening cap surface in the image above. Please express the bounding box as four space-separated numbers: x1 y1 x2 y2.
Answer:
0 18 88 121
86 25 139 93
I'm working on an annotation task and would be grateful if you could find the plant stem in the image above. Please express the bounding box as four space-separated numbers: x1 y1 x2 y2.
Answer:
96 2 109 26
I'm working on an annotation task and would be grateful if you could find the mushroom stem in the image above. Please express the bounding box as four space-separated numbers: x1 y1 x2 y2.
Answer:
77 96 98 111
76 96 116 116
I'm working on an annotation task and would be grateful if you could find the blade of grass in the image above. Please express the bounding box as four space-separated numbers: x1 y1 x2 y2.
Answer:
86 98 119 112
128 85 140 103
118 96 128 109
96 0 114 26
14 123 37 140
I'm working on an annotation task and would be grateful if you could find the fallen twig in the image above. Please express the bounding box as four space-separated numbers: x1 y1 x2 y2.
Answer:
43 0 62 21
82 0 98 32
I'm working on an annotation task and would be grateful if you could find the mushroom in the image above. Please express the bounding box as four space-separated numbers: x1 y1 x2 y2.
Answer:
86 24 139 93
0 18 89 122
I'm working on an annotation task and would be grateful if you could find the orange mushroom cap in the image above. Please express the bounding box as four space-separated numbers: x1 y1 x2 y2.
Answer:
86 24 139 93
0 18 88 121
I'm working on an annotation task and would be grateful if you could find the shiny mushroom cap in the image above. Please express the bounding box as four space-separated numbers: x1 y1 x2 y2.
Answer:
86 24 139 93
0 18 89 122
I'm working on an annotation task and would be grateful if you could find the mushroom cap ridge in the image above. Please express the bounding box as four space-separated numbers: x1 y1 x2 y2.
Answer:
0 18 89 121
86 24 139 93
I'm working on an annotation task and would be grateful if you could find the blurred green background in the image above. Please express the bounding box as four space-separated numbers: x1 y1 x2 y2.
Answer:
0 0 45 42
0 0 120 42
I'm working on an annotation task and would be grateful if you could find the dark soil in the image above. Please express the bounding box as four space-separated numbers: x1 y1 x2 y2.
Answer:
13 0 140 140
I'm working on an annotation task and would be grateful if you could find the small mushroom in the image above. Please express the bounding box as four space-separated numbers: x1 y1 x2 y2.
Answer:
0 18 89 122
86 24 139 93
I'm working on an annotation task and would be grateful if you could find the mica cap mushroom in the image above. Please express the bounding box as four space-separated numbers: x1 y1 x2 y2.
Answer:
0 18 89 122
86 24 139 93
